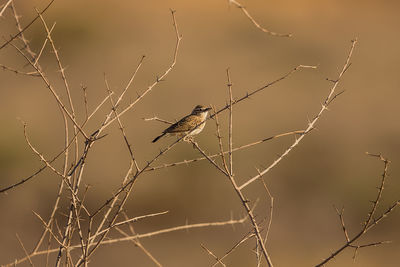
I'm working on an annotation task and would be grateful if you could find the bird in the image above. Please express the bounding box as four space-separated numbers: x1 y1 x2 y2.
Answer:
152 105 212 143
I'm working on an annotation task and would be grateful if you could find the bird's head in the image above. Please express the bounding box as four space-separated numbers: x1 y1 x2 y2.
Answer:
191 105 212 115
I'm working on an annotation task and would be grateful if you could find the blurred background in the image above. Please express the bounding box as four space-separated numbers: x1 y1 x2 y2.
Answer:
1 0 400 266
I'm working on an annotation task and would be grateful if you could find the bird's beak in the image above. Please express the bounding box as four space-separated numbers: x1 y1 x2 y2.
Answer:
205 107 212 111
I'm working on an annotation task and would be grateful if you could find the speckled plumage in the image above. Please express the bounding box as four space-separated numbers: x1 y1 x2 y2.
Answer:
152 105 211 143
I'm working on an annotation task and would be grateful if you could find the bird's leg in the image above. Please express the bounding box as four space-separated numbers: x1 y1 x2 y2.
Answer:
183 135 194 143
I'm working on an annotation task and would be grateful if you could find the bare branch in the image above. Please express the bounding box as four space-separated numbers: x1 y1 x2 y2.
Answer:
89 210 169 240
257 169 274 245
190 140 229 176
6 215 247 267
0 0 56 50
15 234 34 267
211 65 317 119
315 153 395 267
334 205 350 242
146 130 304 172
226 68 233 176
228 0 292 37
239 40 357 190
211 105 230 174
0 64 39 76
143 116 174 125
101 10 182 130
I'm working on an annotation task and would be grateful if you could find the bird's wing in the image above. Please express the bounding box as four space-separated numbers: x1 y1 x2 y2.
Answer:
164 115 202 133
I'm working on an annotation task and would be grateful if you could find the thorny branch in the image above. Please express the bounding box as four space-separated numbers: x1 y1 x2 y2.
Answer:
239 39 358 190
0 0 56 50
3 1 398 266
5 216 247 267
315 153 395 267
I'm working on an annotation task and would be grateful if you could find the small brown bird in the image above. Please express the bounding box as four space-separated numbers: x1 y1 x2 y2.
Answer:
152 105 212 143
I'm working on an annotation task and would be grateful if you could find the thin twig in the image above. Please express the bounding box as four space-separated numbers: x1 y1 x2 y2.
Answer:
363 152 390 231
256 169 274 245
0 64 39 76
226 68 233 176
21 121 65 179
143 116 174 125
34 22 57 66
351 241 391 262
228 0 292 37
89 210 169 240
100 216 248 245
82 84 89 121
334 205 350 242
15 234 34 267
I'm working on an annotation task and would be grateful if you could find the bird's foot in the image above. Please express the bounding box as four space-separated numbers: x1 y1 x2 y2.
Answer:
183 136 194 143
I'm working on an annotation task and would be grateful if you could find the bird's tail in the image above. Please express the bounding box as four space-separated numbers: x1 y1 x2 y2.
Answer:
152 133 165 143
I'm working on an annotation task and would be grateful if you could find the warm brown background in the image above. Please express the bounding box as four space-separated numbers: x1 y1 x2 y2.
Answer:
1 0 400 266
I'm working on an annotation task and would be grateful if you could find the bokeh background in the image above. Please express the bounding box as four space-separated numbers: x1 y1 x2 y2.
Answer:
1 0 400 266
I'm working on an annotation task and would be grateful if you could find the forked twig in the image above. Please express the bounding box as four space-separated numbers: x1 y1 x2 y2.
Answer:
315 153 394 266
334 205 350 242
212 105 229 173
